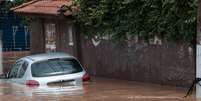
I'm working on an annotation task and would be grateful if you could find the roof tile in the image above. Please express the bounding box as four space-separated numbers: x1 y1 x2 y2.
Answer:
11 0 73 16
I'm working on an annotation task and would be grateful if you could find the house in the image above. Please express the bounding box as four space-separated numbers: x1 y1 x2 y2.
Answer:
11 0 81 58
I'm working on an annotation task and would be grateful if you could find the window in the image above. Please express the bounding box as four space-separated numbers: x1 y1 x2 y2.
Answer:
68 25 74 46
31 58 83 77
9 61 23 78
18 61 28 78
45 23 56 52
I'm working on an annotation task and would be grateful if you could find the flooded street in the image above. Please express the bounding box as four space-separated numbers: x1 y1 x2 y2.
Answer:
0 77 196 101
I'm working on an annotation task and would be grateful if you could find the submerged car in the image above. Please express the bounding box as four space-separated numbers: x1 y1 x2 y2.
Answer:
3 52 90 86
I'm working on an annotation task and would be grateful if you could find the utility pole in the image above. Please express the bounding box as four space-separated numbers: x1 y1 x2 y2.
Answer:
197 0 201 99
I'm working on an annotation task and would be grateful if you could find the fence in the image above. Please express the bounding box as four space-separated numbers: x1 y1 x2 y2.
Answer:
2 25 30 51
0 4 30 52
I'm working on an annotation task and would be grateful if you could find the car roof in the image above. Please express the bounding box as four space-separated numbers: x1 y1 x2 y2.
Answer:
23 52 75 62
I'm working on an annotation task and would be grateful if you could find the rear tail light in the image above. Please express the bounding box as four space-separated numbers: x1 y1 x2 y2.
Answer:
26 80 39 86
82 72 90 82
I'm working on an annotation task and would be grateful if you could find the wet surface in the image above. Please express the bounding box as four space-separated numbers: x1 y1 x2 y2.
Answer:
0 77 196 101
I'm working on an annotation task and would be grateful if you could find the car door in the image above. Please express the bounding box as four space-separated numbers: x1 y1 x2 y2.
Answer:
8 60 28 84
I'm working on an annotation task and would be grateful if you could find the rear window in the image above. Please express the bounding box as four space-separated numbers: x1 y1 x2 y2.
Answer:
31 58 83 77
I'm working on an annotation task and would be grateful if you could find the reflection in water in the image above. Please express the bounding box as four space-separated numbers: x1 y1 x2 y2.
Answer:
0 78 196 101
23 85 83 97
0 79 83 100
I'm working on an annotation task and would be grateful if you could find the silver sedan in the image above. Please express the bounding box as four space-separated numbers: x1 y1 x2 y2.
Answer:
4 52 90 86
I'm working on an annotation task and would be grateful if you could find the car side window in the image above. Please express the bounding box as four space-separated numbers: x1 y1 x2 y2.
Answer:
9 61 23 78
18 61 29 78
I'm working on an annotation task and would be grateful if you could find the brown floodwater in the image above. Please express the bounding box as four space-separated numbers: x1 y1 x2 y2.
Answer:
0 77 197 101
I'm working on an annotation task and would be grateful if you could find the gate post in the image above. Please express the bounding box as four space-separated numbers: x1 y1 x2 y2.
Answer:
197 45 201 98
197 0 201 98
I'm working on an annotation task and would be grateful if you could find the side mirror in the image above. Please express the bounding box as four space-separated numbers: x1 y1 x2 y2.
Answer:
0 74 7 79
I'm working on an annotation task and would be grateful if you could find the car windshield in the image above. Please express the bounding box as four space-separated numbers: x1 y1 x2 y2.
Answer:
31 58 83 77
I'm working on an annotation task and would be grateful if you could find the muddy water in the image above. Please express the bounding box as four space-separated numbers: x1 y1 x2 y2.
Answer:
0 77 196 101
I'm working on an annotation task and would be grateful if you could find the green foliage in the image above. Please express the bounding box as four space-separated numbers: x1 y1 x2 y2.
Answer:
7 0 197 42
73 0 197 42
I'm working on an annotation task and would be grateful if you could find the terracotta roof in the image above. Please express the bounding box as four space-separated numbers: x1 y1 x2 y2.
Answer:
11 0 73 16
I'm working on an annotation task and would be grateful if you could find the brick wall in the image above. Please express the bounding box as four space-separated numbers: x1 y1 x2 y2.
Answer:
3 51 30 73
81 38 195 87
